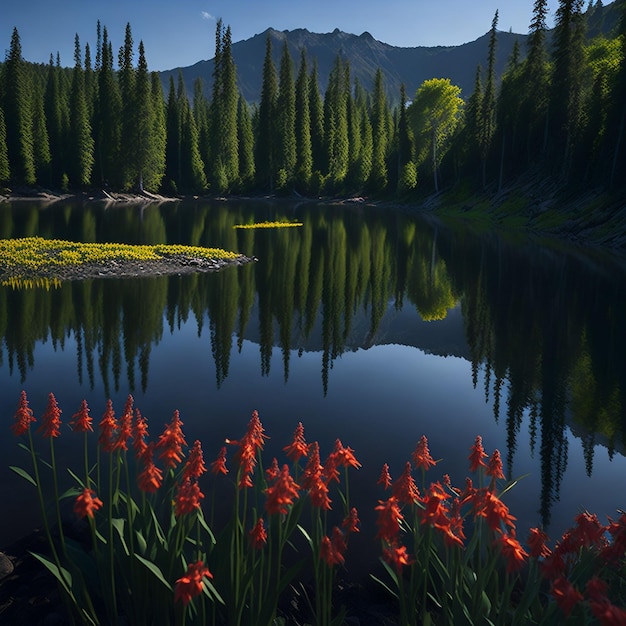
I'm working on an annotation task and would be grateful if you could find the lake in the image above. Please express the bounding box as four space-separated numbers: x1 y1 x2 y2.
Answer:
1 198 625 575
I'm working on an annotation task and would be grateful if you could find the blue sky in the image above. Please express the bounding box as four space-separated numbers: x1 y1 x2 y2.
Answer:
2 0 581 72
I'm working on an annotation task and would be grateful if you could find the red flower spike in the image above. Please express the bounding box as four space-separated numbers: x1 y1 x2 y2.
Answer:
113 394 133 451
137 443 163 493
527 527 552 559
132 409 149 459
375 497 403 542
308 477 332 510
249 518 267 549
283 422 308 463
174 561 212 606
74 487 103 519
38 393 62 439
412 435 436 471
11 391 36 436
265 457 280 483
590 599 626 625
495 532 528 573
468 435 488 472
174 477 205 517
585 576 609 603
377 463 392 490
382 543 415 574
183 440 207 481
342 507 360 534
301 441 323 491
330 439 361 469
391 462 420 504
320 532 345 567
572 511 608 549
156 409 187 469
210 446 228 476
551 577 583 617
486 449 505 485
70 399 93 433
265 464 300 516
321 453 340 485
98 399 118 453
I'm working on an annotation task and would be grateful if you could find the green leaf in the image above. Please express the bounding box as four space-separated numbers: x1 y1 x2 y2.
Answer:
134 553 172 590
369 573 398 599
196 510 216 544
111 518 130 556
66 467 86 488
202 578 225 604
9 465 37 487
135 529 148 555
297 524 312 546
28 551 74 596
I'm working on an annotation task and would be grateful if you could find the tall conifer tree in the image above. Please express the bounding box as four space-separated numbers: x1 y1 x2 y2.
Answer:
237 95 255 189
294 49 313 190
118 23 136 189
69 33 94 187
276 41 297 187
44 54 65 186
370 68 389 190
0 107 9 184
479 10 499 188
256 34 278 189
308 60 325 175
3 28 36 185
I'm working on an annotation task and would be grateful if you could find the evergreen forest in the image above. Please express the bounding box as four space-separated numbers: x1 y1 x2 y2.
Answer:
1 0 625 202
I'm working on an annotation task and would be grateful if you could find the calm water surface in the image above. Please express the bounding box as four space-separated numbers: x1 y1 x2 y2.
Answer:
1 198 625 571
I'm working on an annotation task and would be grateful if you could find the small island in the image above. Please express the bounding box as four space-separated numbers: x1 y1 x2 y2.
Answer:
0 237 254 286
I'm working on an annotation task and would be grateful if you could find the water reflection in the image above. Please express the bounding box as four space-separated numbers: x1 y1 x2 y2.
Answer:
1 199 625 531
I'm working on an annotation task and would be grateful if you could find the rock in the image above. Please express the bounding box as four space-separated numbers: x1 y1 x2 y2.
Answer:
0 552 14 580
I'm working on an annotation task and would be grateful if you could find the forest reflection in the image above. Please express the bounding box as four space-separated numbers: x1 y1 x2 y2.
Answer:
1 199 625 526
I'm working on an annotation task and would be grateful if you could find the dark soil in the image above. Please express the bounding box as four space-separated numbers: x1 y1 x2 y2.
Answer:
0 529 400 625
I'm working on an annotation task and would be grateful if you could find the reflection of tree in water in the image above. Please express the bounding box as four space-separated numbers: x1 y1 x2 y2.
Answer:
2 200 625 528
437 226 626 527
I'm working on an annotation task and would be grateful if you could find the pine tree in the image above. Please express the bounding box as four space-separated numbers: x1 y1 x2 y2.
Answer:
479 10 499 188
0 106 9 184
397 83 413 179
3 27 36 186
44 54 65 186
94 26 122 188
32 90 51 185
370 68 388 191
237 95 255 189
308 60 325 175
276 41 296 189
149 71 167 191
294 48 313 191
165 76 181 193
118 23 136 189
178 74 207 191
69 33 94 187
256 34 278 189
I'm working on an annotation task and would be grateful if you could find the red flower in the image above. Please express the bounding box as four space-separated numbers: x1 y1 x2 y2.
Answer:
412 435 436 471
132 409 149 459
265 457 280 483
174 477 205 517
391 462 420 504
540 551 566 580
98 399 118 452
174 561 212 605
283 422 308 463
183 440 207 481
308 476 332 510
137 443 163 493
11 391 35 436
70 399 93 433
486 449 505 486
210 446 228 476
527 527 551 559
265 464 300 515
551 576 583 617
320 530 346 567
585 576 609 603
589 599 626 626
37 392 62 438
419 481 451 531
375 497 403 542
468 435 488 472
602 512 626 562
321 452 340 485
572 511 608 549
156 410 187 469
495 532 528 573
329 439 361 469
249 518 267 549
113 394 133 451
74 487 103 519
228 410 268 488
300 441 323 491
382 543 414 574
474 489 517 533
377 463 392 490
342 507 360 534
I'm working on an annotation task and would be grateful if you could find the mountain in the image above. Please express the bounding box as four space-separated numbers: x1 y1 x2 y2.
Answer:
158 2 621 106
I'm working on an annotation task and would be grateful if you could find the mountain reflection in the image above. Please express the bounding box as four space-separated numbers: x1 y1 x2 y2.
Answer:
1 200 625 526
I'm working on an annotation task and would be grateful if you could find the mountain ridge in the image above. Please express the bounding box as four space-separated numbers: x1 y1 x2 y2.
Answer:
158 2 620 106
